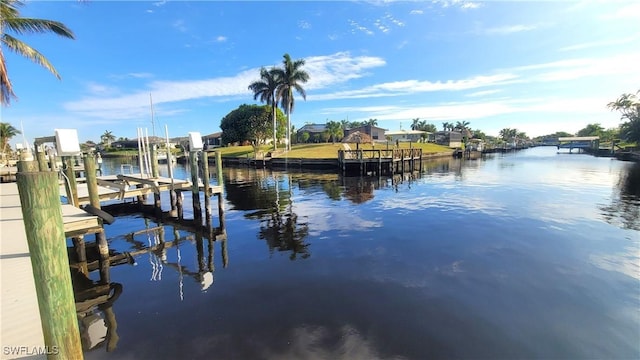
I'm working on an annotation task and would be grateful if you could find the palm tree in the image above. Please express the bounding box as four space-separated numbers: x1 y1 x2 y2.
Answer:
366 118 378 126
442 122 451 131
1 0 75 106
411 118 420 131
248 67 280 151
325 121 343 143
0 121 20 163
101 130 115 148
274 53 309 151
455 120 470 132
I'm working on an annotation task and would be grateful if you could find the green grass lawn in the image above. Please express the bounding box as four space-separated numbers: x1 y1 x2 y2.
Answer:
210 142 453 159
105 142 454 159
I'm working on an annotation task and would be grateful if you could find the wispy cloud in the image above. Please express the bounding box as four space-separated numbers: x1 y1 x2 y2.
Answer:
602 2 640 20
298 20 311 30
559 35 639 52
508 52 640 82
349 20 374 35
481 24 538 35
63 52 386 119
466 89 502 97
214 35 227 43
172 19 187 32
433 0 482 10
311 73 518 101
410 9 423 15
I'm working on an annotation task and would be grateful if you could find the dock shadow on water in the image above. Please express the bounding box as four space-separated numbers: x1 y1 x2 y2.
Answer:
79 147 639 359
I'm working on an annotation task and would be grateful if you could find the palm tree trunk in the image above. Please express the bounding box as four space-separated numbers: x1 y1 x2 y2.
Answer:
272 104 277 151
287 101 292 151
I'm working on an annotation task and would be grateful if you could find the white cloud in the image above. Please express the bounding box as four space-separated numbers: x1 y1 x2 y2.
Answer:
559 35 640 52
410 9 424 15
466 89 502 97
215 35 227 42
298 20 311 30
63 52 386 119
172 19 187 32
434 0 482 10
383 13 405 27
481 24 538 35
602 2 640 20
510 52 640 82
310 73 518 101
348 20 374 35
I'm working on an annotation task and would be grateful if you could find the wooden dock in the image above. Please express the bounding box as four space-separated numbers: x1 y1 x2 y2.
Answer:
1 182 102 359
338 148 423 175
60 173 222 205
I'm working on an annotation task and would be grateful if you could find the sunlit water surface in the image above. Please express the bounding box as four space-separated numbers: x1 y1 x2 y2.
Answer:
83 147 639 359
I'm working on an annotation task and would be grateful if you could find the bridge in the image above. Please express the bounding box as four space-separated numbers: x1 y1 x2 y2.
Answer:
557 136 599 153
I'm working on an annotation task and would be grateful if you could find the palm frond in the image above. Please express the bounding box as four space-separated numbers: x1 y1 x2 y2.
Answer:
2 34 61 78
0 46 16 106
3 18 75 38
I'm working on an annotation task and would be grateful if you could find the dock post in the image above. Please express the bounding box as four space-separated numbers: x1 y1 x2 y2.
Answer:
378 150 381 175
16 164 83 360
63 156 79 207
35 144 48 171
150 145 162 217
167 152 178 218
150 144 159 178
215 150 225 229
176 190 184 220
48 150 58 172
190 151 202 223
201 151 212 226
221 237 229 268
83 154 110 283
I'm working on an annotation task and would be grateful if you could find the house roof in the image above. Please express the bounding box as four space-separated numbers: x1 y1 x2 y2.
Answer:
385 130 428 136
298 124 327 133
203 132 222 138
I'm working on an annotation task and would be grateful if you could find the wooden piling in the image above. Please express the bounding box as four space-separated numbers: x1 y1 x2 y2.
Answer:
83 154 110 283
47 150 57 172
201 151 212 225
215 151 225 229
35 145 48 171
63 156 79 207
149 145 162 216
16 168 84 360
190 151 202 223
176 191 184 220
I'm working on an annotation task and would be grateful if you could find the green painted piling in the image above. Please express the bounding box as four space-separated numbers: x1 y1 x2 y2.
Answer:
16 169 83 360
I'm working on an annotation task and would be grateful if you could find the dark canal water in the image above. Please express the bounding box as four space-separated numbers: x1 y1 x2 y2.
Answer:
82 146 639 359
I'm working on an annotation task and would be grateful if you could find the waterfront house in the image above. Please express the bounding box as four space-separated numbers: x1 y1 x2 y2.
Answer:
297 123 328 143
202 132 223 149
385 129 429 143
344 125 386 141
434 131 463 148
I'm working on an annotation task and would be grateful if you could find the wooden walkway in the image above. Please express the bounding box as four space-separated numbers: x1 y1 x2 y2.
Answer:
1 183 102 359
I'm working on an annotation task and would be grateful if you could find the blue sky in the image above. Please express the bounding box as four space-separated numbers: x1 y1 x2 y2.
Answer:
2 0 639 145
